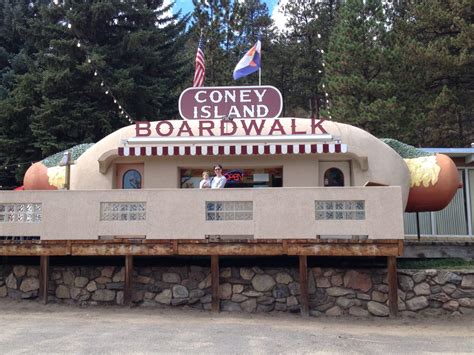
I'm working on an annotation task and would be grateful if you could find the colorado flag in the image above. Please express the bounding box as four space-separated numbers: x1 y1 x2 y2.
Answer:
233 39 261 80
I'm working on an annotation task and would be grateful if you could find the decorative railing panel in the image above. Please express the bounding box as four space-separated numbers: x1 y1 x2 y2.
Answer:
206 201 253 221
0 203 41 223
315 200 365 220
100 202 146 221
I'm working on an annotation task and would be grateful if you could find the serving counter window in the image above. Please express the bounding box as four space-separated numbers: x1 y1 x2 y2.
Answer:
180 168 283 188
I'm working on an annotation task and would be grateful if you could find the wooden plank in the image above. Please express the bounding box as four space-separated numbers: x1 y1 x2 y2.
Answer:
398 240 404 255
0 244 69 256
0 239 404 257
387 256 398 317
124 255 133 306
285 239 400 245
71 243 173 256
39 255 49 305
299 255 309 317
403 242 474 260
0 238 403 246
287 244 400 256
211 255 219 313
178 243 284 256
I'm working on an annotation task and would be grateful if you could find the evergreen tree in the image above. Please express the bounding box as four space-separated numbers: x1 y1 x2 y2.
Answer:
265 34 297 116
0 1 44 187
0 1 39 99
27 1 189 157
0 0 190 186
191 0 272 86
192 0 231 85
325 0 404 138
272 0 339 117
393 0 473 147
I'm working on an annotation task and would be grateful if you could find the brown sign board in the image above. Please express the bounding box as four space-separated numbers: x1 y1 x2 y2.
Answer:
178 86 283 120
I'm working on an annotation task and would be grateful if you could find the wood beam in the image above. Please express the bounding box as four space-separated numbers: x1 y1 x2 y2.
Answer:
71 243 173 256
387 256 398 317
0 239 403 257
179 243 284 256
299 255 309 317
403 242 473 260
124 255 134 306
211 255 220 313
287 244 400 256
39 255 50 305
0 244 69 256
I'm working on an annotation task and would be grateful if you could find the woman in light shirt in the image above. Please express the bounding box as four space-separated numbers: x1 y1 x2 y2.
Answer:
211 164 227 189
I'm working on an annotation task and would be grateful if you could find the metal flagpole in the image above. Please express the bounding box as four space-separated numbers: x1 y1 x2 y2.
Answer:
259 68 261 86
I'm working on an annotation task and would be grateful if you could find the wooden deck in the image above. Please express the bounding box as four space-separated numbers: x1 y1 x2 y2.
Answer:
0 239 403 317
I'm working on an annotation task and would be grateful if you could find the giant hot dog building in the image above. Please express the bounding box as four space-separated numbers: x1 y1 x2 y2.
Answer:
0 85 462 313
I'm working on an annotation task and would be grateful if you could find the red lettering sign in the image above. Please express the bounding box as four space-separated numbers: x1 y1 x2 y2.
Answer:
224 171 243 182
134 118 328 137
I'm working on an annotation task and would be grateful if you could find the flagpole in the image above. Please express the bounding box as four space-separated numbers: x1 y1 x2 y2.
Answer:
258 68 261 86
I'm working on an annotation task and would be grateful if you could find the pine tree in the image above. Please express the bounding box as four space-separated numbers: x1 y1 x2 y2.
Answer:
393 0 473 147
26 1 189 155
0 1 44 187
230 0 273 87
272 0 339 117
191 0 230 85
325 0 404 138
265 34 297 116
0 1 46 99
190 0 272 86
0 0 190 186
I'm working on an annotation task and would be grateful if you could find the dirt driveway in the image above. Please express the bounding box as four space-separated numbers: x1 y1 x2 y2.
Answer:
0 299 472 354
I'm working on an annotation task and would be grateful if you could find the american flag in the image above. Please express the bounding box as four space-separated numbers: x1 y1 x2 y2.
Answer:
193 35 205 87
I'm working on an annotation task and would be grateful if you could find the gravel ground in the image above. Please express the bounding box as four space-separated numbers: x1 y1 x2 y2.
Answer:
0 299 473 354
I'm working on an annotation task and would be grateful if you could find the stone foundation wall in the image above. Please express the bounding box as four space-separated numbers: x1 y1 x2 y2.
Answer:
0 265 473 317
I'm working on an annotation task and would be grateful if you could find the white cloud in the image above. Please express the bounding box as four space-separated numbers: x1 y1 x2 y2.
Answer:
271 0 289 32
156 0 175 28
161 0 174 18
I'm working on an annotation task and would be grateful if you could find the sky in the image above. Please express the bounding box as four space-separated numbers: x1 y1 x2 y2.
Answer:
171 0 288 31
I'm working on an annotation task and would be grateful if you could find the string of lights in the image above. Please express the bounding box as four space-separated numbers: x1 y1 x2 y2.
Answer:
2 162 33 171
314 14 332 121
2 7 332 172
2 8 135 172
66 7 134 125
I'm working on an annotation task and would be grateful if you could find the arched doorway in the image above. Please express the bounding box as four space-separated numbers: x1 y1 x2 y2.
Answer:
324 168 344 187
116 164 144 189
319 161 350 187
123 169 142 189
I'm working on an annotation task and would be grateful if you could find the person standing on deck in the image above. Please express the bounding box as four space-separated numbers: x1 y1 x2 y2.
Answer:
211 164 226 189
199 171 211 189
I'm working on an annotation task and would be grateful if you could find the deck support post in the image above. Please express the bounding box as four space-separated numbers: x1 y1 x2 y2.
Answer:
387 256 398 317
39 255 50 304
124 255 134 306
299 255 309 317
211 255 220 313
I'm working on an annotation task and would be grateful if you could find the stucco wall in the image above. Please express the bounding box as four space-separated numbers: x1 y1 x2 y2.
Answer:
70 119 410 208
0 187 404 240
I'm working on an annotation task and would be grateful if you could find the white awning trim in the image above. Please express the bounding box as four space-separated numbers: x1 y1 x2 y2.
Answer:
118 143 348 157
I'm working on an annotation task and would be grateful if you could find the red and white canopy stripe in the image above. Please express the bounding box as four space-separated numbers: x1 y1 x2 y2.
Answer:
118 143 347 157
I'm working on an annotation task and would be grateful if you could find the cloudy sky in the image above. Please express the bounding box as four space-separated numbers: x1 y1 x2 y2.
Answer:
171 0 288 31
